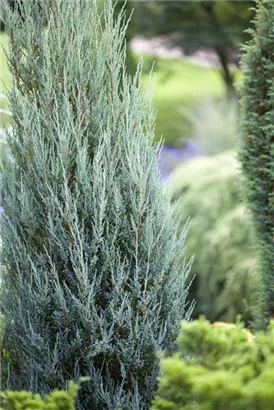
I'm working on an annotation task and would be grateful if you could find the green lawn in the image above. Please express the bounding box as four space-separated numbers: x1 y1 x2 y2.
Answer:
0 32 240 145
143 57 227 145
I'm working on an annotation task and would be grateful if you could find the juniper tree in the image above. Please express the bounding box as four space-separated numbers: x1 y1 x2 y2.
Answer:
240 0 274 323
0 1 191 408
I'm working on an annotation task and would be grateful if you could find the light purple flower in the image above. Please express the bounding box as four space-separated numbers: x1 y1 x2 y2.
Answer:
158 140 201 180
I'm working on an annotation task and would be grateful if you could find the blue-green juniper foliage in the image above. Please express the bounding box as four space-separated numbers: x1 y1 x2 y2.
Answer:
0 1 191 408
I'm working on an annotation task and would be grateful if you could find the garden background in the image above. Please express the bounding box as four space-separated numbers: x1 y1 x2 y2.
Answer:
1 1 274 409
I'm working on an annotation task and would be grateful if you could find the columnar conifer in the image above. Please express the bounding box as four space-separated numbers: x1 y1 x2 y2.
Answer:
240 0 274 323
0 1 191 408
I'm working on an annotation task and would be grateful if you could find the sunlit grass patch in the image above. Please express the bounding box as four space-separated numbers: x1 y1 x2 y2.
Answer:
140 55 238 145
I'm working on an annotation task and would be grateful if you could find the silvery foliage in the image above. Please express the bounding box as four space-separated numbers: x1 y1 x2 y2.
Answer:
0 1 192 408
0 94 11 161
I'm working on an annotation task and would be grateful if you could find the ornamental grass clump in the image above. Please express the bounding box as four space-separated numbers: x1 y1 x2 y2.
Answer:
240 0 274 323
170 151 262 323
0 1 191 409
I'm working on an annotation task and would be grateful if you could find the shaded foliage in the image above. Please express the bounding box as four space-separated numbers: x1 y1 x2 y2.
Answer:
240 0 274 324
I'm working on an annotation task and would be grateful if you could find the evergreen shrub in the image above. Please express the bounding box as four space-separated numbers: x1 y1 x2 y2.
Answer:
0 1 191 409
0 382 78 410
240 0 274 320
170 151 262 323
152 317 274 410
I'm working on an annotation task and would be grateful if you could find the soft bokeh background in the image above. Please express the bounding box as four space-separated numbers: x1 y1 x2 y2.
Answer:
0 0 261 323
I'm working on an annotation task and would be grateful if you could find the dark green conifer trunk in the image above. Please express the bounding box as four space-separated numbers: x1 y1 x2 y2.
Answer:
0 1 191 408
240 0 274 323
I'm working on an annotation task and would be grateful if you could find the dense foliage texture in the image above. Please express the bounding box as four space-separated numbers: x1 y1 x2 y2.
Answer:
0 382 79 410
240 0 274 321
152 318 274 410
170 151 262 323
0 1 190 408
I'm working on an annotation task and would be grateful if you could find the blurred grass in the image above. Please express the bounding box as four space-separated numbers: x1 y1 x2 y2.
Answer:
141 56 241 145
144 58 225 145
181 97 239 155
0 32 241 145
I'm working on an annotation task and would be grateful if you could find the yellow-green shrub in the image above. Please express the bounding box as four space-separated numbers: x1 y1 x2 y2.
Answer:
152 318 274 410
0 382 78 410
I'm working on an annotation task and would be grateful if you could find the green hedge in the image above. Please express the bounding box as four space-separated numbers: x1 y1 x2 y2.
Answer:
240 0 274 320
152 318 274 410
170 151 262 323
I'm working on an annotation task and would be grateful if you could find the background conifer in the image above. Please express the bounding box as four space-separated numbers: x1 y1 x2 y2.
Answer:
240 0 274 324
0 1 191 408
